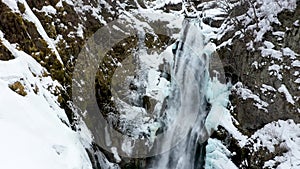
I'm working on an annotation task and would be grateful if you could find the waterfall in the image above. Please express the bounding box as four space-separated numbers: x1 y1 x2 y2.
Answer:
148 18 212 169
74 11 226 169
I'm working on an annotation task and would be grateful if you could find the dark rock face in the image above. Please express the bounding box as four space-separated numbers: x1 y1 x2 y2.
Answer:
217 3 300 133
0 43 14 60
281 8 300 54
212 1 300 167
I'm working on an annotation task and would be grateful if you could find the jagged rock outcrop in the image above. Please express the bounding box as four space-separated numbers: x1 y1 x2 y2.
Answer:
218 2 300 132
211 0 300 168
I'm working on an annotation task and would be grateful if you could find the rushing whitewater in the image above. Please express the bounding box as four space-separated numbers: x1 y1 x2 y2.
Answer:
148 18 212 169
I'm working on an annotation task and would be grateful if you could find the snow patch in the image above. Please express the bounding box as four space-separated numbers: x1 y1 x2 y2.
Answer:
205 138 239 169
251 120 300 169
268 64 283 80
292 60 300 67
282 47 298 59
233 82 269 112
2 0 19 12
260 47 283 61
41 5 57 15
111 147 121 163
278 84 295 105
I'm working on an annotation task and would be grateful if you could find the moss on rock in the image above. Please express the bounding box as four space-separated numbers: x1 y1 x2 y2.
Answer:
9 81 27 96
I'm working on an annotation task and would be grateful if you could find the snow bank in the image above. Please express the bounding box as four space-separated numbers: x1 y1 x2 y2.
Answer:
0 30 92 169
251 120 300 169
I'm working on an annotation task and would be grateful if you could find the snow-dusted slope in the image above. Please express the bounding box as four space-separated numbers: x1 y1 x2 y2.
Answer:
0 30 92 168
0 0 103 168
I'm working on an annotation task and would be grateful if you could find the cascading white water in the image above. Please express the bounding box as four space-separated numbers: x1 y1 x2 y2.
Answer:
148 18 213 169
